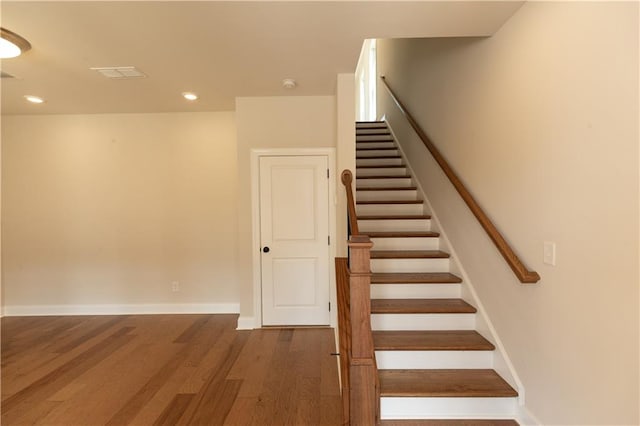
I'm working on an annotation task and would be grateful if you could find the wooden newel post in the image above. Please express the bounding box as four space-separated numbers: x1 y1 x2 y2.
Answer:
348 235 378 425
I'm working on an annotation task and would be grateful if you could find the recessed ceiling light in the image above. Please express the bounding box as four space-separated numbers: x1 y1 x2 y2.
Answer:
182 92 198 101
24 95 44 104
0 28 31 59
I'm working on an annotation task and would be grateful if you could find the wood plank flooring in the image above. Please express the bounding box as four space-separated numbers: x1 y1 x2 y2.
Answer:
1 314 342 425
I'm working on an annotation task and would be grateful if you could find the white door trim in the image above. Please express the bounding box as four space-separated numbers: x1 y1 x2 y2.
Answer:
249 148 337 329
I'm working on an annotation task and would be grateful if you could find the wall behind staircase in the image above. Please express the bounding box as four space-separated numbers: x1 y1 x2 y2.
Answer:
377 2 638 424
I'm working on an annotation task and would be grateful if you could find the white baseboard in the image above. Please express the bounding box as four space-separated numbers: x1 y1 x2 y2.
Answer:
236 316 257 330
2 303 240 317
517 404 541 426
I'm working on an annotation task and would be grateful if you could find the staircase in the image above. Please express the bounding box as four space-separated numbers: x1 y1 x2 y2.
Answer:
355 121 520 424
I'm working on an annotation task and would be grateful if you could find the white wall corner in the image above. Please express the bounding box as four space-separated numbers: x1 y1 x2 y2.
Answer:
517 403 542 426
336 72 356 259
236 316 257 330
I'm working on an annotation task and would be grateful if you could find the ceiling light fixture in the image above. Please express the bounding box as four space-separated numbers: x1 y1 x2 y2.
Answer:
282 79 297 89
182 92 198 101
24 95 44 104
0 28 31 59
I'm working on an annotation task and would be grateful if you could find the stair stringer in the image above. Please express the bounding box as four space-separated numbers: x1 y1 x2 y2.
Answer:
384 119 538 425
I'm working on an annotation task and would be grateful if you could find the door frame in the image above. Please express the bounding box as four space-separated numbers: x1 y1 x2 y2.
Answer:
250 148 337 329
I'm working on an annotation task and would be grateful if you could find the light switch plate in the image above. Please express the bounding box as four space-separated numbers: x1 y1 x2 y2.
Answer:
543 241 556 266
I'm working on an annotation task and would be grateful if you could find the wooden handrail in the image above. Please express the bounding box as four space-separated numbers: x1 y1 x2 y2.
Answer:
380 76 540 284
341 170 360 236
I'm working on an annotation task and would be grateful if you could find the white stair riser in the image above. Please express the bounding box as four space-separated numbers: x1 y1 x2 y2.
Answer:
356 122 385 128
357 178 413 188
376 350 493 370
357 142 397 149
371 258 450 273
369 236 438 250
357 204 423 216
357 135 395 141
357 190 418 202
359 219 431 232
357 129 391 135
356 149 399 157
380 397 517 419
356 158 404 167
357 167 407 177
371 283 461 299
372 313 476 331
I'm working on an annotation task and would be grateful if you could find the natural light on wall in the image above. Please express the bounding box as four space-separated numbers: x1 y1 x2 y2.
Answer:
356 39 377 122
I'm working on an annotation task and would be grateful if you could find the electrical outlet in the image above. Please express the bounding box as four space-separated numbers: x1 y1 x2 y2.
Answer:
543 242 556 266
171 281 180 292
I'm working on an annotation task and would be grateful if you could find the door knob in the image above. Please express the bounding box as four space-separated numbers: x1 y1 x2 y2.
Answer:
263 246 270 253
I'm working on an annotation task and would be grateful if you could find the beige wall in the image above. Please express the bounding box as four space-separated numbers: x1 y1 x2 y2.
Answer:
2 112 238 312
235 96 337 324
336 74 356 257
377 2 639 424
2 95 345 320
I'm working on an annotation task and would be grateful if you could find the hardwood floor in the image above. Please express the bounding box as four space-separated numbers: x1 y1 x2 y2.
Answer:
1 314 343 425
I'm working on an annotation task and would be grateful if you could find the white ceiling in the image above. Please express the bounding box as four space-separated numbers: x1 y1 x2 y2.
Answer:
0 1 523 115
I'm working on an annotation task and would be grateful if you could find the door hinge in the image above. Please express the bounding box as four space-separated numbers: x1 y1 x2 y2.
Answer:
327 168 329 179
328 235 330 245
329 302 331 311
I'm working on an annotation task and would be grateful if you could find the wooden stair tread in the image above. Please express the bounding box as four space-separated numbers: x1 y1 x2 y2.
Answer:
358 215 431 220
357 165 405 169
357 175 412 179
356 139 395 143
356 155 402 159
365 231 437 238
371 298 476 314
380 420 518 425
357 187 417 191
371 272 462 284
357 147 397 151
378 369 518 397
370 250 449 259
373 330 494 351
357 200 423 205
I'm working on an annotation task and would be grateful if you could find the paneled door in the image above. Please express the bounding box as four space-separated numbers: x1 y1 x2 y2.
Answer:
259 155 330 326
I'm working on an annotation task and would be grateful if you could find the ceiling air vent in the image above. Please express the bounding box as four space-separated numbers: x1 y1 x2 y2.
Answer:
90 66 146 79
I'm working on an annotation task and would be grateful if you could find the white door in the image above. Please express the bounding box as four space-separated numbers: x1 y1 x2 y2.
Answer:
259 155 330 326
